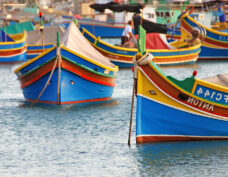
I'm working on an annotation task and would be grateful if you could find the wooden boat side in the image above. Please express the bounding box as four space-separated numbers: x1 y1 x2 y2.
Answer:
139 62 228 118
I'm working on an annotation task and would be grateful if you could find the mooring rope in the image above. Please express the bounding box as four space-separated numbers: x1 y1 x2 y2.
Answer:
57 47 61 105
30 55 59 107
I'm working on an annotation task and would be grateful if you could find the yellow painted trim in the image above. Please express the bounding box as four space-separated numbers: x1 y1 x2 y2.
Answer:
98 38 137 52
83 28 136 52
62 46 118 72
147 62 228 108
93 43 134 58
191 81 198 94
195 79 228 93
82 28 96 41
27 42 54 47
0 31 26 45
14 46 56 73
84 27 201 57
154 51 200 59
147 43 201 53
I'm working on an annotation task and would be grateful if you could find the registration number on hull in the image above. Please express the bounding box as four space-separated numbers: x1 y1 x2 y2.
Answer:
194 85 228 105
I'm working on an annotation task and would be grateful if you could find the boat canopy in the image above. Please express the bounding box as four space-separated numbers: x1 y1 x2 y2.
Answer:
135 33 175 50
0 21 35 35
62 21 115 68
27 25 65 44
90 2 143 13
133 15 167 34
202 73 228 88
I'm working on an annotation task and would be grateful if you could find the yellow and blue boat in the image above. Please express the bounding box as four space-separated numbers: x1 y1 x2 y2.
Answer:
179 11 228 60
134 26 228 144
82 28 201 68
0 31 26 63
14 22 118 105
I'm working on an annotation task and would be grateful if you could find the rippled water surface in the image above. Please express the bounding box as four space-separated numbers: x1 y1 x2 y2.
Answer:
1 58 228 176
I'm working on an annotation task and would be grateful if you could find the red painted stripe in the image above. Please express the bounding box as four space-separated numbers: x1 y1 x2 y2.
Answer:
61 59 115 87
20 59 115 88
62 64 115 87
0 46 26 56
26 97 111 105
21 66 58 88
27 49 47 54
136 135 228 144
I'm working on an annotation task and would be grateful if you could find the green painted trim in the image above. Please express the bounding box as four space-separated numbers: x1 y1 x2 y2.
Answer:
150 61 167 76
138 26 146 55
19 57 56 79
167 75 195 93
151 60 195 92
57 32 60 47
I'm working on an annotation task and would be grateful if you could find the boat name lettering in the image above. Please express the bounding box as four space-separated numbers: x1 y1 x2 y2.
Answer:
194 85 228 105
187 97 214 111
117 50 128 54
218 36 228 41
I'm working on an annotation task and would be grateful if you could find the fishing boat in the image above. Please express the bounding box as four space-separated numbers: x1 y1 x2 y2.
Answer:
179 11 228 60
133 26 228 144
75 2 144 38
56 15 126 38
0 30 27 63
26 25 65 59
81 27 201 68
14 21 118 105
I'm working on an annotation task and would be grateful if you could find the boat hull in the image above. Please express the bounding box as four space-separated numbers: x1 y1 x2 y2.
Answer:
22 68 114 105
136 95 228 144
15 46 117 105
199 46 228 60
180 12 228 60
136 60 228 144
0 33 27 63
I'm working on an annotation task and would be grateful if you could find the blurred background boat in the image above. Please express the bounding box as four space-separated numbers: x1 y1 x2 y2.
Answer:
179 11 228 60
0 30 26 63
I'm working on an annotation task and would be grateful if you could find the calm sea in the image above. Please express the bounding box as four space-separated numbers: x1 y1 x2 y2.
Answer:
1 44 228 176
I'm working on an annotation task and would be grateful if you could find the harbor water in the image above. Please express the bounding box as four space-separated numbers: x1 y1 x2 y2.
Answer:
1 59 228 177
1 32 228 177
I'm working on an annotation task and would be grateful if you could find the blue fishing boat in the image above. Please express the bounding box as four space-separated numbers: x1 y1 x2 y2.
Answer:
179 11 228 60
82 27 201 68
14 21 118 105
0 30 26 63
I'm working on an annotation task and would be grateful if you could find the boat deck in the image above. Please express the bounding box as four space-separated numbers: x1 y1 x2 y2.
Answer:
202 73 228 87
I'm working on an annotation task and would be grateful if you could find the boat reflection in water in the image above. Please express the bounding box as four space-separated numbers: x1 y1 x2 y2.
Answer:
134 141 228 176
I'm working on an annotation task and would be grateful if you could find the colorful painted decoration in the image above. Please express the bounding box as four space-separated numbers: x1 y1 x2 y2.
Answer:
14 22 118 105
179 11 228 60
